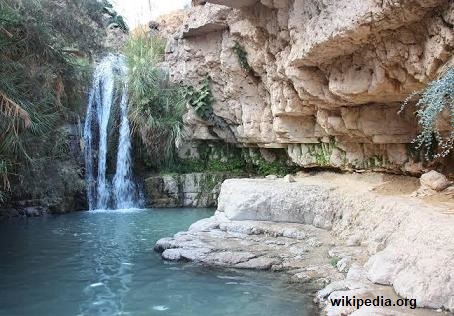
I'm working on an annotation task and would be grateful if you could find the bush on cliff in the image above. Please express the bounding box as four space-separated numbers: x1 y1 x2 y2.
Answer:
402 68 454 160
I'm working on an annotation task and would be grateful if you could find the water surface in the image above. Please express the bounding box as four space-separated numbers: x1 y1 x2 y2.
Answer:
0 209 316 316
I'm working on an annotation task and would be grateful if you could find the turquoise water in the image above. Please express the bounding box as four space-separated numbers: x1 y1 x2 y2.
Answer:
0 209 316 316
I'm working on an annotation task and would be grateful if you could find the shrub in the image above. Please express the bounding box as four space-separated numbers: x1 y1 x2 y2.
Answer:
124 31 186 169
401 68 454 159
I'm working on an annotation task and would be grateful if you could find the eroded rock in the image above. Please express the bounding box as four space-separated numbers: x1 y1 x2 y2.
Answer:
155 175 454 313
162 0 453 174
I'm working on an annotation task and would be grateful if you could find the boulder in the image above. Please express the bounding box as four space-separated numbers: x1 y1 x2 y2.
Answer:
420 170 451 192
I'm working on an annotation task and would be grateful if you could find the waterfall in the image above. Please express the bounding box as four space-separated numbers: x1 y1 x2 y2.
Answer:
84 55 139 210
112 81 135 209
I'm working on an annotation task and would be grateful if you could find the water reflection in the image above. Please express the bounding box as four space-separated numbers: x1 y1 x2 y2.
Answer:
79 211 136 315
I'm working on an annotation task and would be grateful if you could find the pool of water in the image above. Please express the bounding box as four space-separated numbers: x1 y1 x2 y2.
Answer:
0 208 317 316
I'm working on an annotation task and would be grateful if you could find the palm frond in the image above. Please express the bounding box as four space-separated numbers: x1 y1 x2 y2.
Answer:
0 0 114 202
0 90 32 128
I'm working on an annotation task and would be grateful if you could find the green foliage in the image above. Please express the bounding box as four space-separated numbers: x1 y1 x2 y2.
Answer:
254 158 297 176
330 256 340 268
0 0 109 201
306 143 336 166
124 31 185 169
365 155 385 169
102 1 128 32
233 41 252 72
0 159 12 202
184 78 235 142
184 77 214 120
161 143 247 175
401 68 454 159
247 149 298 176
162 143 297 177
51 128 71 159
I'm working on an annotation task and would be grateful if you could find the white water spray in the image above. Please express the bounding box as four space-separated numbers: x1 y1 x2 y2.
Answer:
84 55 139 210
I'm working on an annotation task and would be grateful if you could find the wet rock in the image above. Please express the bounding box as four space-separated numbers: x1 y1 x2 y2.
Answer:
154 237 175 252
0 208 21 220
235 257 281 270
162 249 183 261
188 216 220 231
24 207 45 217
155 216 334 276
291 264 343 286
204 251 257 266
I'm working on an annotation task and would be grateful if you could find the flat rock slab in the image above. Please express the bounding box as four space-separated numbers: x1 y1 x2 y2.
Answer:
155 217 342 284
155 175 454 314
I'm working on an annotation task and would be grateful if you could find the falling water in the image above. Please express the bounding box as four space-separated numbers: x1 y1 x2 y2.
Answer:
84 55 138 210
113 81 136 209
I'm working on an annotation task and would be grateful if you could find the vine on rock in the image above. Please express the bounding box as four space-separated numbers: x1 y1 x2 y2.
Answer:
400 67 454 160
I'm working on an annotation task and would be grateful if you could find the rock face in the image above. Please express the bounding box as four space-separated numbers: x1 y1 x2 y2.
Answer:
217 179 338 228
154 10 188 39
0 125 87 219
163 0 454 174
144 172 234 207
155 174 454 313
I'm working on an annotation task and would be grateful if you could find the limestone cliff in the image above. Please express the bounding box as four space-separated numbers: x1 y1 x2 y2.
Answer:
162 0 454 175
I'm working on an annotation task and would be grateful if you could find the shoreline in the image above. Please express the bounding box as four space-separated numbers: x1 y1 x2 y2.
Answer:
154 172 454 315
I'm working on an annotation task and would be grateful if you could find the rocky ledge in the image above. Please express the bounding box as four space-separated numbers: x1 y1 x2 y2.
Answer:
163 0 454 175
155 173 454 315
144 172 236 208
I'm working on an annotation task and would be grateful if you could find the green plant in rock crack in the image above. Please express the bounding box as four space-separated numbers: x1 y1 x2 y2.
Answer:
233 41 252 73
184 78 235 142
185 77 214 120
330 256 340 268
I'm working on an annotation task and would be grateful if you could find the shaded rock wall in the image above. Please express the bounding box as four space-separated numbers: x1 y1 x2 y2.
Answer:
144 172 233 208
164 0 453 174
1 125 87 219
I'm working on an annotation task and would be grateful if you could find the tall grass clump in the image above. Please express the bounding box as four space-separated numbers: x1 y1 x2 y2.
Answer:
401 68 454 159
124 31 186 169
